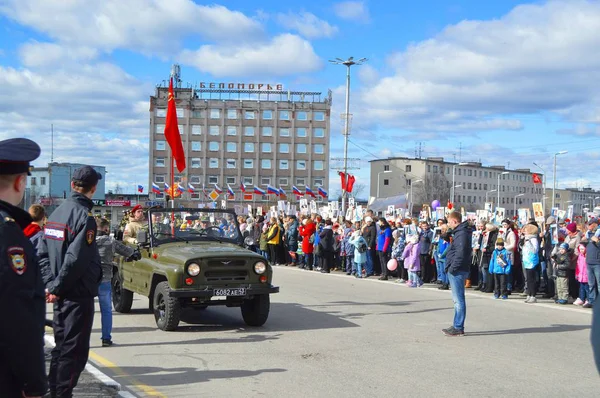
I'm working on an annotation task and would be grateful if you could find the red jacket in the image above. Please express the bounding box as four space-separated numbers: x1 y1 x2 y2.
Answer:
299 222 316 254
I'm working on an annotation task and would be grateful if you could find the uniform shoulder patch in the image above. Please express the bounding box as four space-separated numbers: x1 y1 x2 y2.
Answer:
86 229 95 245
7 246 26 275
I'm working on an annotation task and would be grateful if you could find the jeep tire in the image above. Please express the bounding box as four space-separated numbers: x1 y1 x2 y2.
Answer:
241 294 270 327
153 281 181 331
112 271 133 313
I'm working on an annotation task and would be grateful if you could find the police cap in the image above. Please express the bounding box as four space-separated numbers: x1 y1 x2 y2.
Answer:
72 165 102 187
0 138 41 175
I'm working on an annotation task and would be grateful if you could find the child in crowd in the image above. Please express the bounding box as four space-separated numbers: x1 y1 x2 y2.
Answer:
574 244 589 306
259 224 269 261
488 238 512 300
392 228 406 282
349 230 368 278
436 228 450 290
403 235 421 287
553 242 571 305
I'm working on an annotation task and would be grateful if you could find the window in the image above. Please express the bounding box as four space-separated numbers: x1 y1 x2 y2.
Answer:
297 143 307 153
190 176 201 184
297 111 307 120
31 177 36 185
155 175 166 183
245 110 255 120
262 110 273 120
468 169 472 176
314 128 325 138
191 158 201 168
384 179 389 186
314 144 324 154
243 177 253 185
262 127 273 136
279 160 289 169
279 178 288 186
314 178 324 186
428 165 431 172
406 165 412 172
226 177 236 184
314 161 324 170
297 160 307 170
226 142 237 152
209 126 219 136
244 126 255 136
314 111 325 121
261 177 271 185
176 108 184 118
209 142 219 151
244 143 254 152
226 126 237 136
261 159 271 169
433 165 438 173
279 143 289 153
191 125 201 135
227 109 237 119
262 143 272 153
468 183 472 189
243 159 254 169
209 158 219 168
155 140 165 150
156 108 166 117
210 109 220 119
192 141 201 151
40 177 46 185
208 176 218 184
384 165 390 171
226 159 236 169
178 124 185 135
280 128 290 137
296 128 307 137
279 110 290 120
191 110 204 118
155 157 165 167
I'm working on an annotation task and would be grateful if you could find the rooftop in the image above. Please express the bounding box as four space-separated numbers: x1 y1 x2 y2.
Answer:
370 156 534 174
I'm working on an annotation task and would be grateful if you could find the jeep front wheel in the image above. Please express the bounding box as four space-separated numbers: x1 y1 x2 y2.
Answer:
241 294 270 327
153 281 181 331
112 271 133 313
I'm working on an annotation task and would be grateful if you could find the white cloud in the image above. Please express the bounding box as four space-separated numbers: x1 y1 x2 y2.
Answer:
276 12 338 39
0 0 264 55
333 1 370 23
179 34 323 78
19 41 98 67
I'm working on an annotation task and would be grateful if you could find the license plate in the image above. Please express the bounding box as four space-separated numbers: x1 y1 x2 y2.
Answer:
213 288 246 296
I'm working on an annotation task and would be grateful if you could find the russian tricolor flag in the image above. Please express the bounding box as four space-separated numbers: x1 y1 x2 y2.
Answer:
137 185 144 193
279 187 287 198
267 185 280 196
292 185 303 196
306 186 316 198
254 186 266 195
227 184 235 197
164 182 170 191
177 183 185 193
188 183 195 193
152 183 161 194
214 183 223 194
318 186 328 198
240 182 246 193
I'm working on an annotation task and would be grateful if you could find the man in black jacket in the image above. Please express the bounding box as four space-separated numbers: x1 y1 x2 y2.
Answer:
443 211 473 337
38 166 102 398
0 138 48 398
363 216 377 277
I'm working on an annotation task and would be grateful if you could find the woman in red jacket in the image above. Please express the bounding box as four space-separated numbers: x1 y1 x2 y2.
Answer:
299 218 316 270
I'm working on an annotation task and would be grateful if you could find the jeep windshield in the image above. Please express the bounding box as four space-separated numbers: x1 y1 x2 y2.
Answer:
148 209 242 245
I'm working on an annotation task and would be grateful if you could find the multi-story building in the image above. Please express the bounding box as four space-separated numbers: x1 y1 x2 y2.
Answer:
554 187 600 215
370 157 544 217
149 78 331 205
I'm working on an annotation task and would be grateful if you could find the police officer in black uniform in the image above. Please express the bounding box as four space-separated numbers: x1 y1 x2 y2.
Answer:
0 138 48 398
38 165 102 398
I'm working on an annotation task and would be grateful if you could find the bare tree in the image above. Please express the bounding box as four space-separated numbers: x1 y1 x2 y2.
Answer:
349 183 366 200
114 184 123 194
412 173 451 212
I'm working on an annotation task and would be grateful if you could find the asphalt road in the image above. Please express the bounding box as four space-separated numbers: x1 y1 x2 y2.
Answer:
51 268 600 397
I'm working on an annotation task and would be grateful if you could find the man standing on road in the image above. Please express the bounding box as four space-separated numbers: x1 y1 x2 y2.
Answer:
443 211 473 337
0 138 48 398
38 166 103 398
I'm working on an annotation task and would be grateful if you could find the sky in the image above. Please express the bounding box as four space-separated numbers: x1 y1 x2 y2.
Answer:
1 0 600 197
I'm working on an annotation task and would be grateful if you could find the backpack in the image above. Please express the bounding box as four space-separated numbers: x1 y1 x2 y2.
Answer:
357 240 368 253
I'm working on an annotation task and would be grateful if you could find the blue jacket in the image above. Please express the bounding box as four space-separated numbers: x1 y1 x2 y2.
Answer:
586 232 600 265
445 221 473 275
437 239 450 263
349 235 368 264
419 229 434 255
376 226 393 252
489 248 512 275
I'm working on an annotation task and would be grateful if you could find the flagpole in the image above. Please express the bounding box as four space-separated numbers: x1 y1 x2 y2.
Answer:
170 155 175 234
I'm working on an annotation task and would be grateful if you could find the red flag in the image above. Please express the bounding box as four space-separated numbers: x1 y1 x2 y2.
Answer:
164 77 186 172
447 201 453 210
532 173 542 184
346 174 356 193
339 171 347 192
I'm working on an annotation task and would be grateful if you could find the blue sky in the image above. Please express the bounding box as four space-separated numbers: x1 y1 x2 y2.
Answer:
1 0 600 197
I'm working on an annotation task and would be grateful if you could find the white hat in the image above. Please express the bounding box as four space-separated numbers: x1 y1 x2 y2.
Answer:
365 216 373 222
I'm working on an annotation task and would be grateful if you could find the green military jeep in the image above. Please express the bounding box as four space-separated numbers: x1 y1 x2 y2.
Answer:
112 208 279 331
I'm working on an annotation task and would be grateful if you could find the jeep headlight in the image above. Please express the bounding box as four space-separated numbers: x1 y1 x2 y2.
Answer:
187 262 201 277
253 261 267 275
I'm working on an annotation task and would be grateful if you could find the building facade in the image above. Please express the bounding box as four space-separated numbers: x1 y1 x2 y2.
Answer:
370 157 544 217
149 81 331 205
554 187 600 215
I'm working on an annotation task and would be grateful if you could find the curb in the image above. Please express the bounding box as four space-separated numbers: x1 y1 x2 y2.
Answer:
43 334 135 397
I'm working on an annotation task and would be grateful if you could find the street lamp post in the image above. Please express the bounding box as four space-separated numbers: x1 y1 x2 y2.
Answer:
329 56 367 214
486 189 497 204
533 162 547 212
451 162 468 206
514 193 525 218
497 171 509 210
552 151 568 210
410 179 423 216
377 170 392 198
